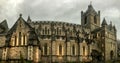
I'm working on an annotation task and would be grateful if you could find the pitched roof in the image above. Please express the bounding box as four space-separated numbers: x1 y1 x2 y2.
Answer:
5 14 41 48
7 14 33 35
101 18 107 26
91 27 102 33
28 29 40 46
6 14 32 45
0 20 9 32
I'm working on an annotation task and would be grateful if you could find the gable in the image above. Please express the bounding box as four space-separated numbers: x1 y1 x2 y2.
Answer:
5 14 41 48
8 14 33 35
0 20 9 34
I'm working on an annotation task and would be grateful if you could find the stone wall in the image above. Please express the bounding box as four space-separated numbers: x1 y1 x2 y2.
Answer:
8 47 27 59
0 36 6 47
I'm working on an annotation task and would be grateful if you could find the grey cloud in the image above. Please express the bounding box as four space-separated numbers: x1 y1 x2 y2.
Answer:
0 0 120 39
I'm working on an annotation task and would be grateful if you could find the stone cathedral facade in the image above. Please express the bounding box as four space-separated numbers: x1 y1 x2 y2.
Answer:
0 4 117 63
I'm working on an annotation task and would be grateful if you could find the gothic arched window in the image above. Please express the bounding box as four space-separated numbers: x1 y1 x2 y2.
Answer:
84 16 87 24
60 29 61 35
45 27 47 34
19 32 21 45
59 44 62 55
43 29 44 35
72 45 75 55
110 50 114 60
94 16 97 24
83 46 85 56
48 29 50 35
70 31 72 36
44 43 48 55
57 28 59 35
55 29 56 35
15 36 17 46
23 34 26 45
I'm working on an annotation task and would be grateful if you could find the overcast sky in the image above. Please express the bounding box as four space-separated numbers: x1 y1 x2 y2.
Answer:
0 0 120 39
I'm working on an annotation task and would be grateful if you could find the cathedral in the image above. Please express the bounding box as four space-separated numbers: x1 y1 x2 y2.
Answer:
0 4 117 63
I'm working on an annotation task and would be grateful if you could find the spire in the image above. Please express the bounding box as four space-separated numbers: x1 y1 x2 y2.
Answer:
85 2 96 14
109 21 113 30
110 21 112 26
27 15 32 22
0 19 9 32
113 25 116 31
90 1 92 5
102 18 107 26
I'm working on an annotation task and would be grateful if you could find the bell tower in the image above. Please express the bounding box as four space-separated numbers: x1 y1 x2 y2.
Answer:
81 3 100 31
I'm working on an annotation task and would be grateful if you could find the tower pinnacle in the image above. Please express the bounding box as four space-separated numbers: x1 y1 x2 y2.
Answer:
19 14 22 17
27 15 32 22
90 1 92 5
